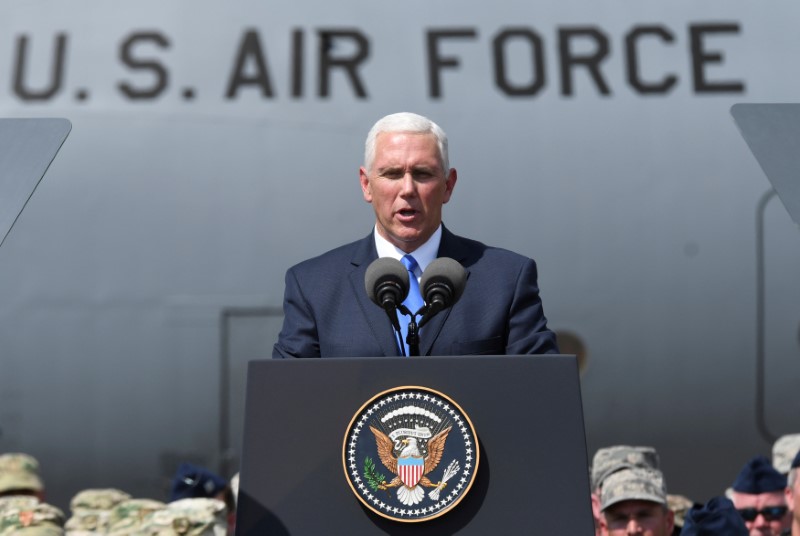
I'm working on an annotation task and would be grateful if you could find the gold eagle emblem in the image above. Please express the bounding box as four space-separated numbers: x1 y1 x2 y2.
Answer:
369 425 452 506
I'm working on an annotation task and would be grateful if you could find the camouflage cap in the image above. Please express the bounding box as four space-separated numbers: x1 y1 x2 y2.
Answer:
600 467 667 511
772 433 800 474
0 501 64 535
106 498 166 535
69 489 131 513
591 445 660 491
0 454 44 495
667 494 694 528
139 498 226 536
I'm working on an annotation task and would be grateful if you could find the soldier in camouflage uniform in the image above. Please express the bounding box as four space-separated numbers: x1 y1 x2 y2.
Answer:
0 454 44 501
599 467 675 536
0 496 65 535
64 488 131 534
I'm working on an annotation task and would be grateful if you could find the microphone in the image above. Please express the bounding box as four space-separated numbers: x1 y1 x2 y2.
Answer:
418 257 467 328
365 258 410 330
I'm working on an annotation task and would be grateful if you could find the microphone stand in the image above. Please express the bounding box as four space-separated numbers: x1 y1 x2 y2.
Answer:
395 304 425 357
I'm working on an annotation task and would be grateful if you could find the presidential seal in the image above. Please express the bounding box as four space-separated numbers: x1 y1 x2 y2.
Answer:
342 386 479 523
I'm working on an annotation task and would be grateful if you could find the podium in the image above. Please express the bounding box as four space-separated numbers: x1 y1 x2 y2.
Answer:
236 355 594 534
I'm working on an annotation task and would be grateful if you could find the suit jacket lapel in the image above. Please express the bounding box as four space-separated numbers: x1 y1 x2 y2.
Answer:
419 226 472 356
349 233 402 357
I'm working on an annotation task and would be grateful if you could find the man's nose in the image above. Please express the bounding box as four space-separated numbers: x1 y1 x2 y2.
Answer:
626 518 643 535
399 173 416 195
752 512 769 526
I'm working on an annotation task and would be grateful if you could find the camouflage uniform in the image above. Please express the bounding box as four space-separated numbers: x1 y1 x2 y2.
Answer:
0 498 39 513
138 498 226 536
106 499 166 535
0 499 65 535
64 489 131 534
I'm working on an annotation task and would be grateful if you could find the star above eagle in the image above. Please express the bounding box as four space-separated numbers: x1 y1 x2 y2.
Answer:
369 425 452 506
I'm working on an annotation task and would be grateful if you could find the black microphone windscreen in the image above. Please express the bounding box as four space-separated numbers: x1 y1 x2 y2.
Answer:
420 257 467 306
364 257 409 305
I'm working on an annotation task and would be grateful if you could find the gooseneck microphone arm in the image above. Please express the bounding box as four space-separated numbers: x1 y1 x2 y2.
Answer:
403 305 421 356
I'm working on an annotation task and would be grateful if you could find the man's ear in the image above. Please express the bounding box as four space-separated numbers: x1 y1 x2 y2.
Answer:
443 168 457 204
360 166 372 203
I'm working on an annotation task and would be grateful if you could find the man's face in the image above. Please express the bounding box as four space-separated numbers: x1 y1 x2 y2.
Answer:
601 500 674 536
731 491 791 536
360 131 457 253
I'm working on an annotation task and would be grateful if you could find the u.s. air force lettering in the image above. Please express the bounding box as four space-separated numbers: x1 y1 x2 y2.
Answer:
342 386 479 522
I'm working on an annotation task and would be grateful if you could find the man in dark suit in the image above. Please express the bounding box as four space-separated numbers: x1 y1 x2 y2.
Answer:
273 112 558 358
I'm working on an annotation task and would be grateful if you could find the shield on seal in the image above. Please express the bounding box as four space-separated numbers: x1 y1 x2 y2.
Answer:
397 456 424 488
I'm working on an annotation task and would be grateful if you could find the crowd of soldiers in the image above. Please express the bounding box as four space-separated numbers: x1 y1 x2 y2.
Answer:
591 433 800 535
0 456 237 535
2 433 799 534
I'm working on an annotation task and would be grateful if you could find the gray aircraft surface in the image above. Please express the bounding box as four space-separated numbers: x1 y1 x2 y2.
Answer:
1 0 799 511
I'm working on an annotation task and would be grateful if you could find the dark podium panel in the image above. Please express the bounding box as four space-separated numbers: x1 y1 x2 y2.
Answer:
237 355 593 535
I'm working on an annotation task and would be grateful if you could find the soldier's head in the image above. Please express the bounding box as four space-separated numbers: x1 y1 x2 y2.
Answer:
0 453 44 501
600 467 674 536
590 445 661 533
729 455 790 536
64 488 131 534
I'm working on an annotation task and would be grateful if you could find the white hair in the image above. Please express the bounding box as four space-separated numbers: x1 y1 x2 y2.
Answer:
789 467 798 489
363 112 449 173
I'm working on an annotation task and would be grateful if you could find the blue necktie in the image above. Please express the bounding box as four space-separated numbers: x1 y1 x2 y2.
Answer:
398 255 424 356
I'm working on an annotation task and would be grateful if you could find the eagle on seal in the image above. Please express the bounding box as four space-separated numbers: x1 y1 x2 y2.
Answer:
369 425 452 506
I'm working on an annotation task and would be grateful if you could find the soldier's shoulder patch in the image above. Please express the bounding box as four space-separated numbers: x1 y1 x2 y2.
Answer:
342 385 479 523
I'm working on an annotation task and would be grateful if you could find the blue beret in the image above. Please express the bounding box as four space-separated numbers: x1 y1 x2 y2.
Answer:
169 462 228 502
793 450 800 470
680 497 748 536
732 455 786 493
